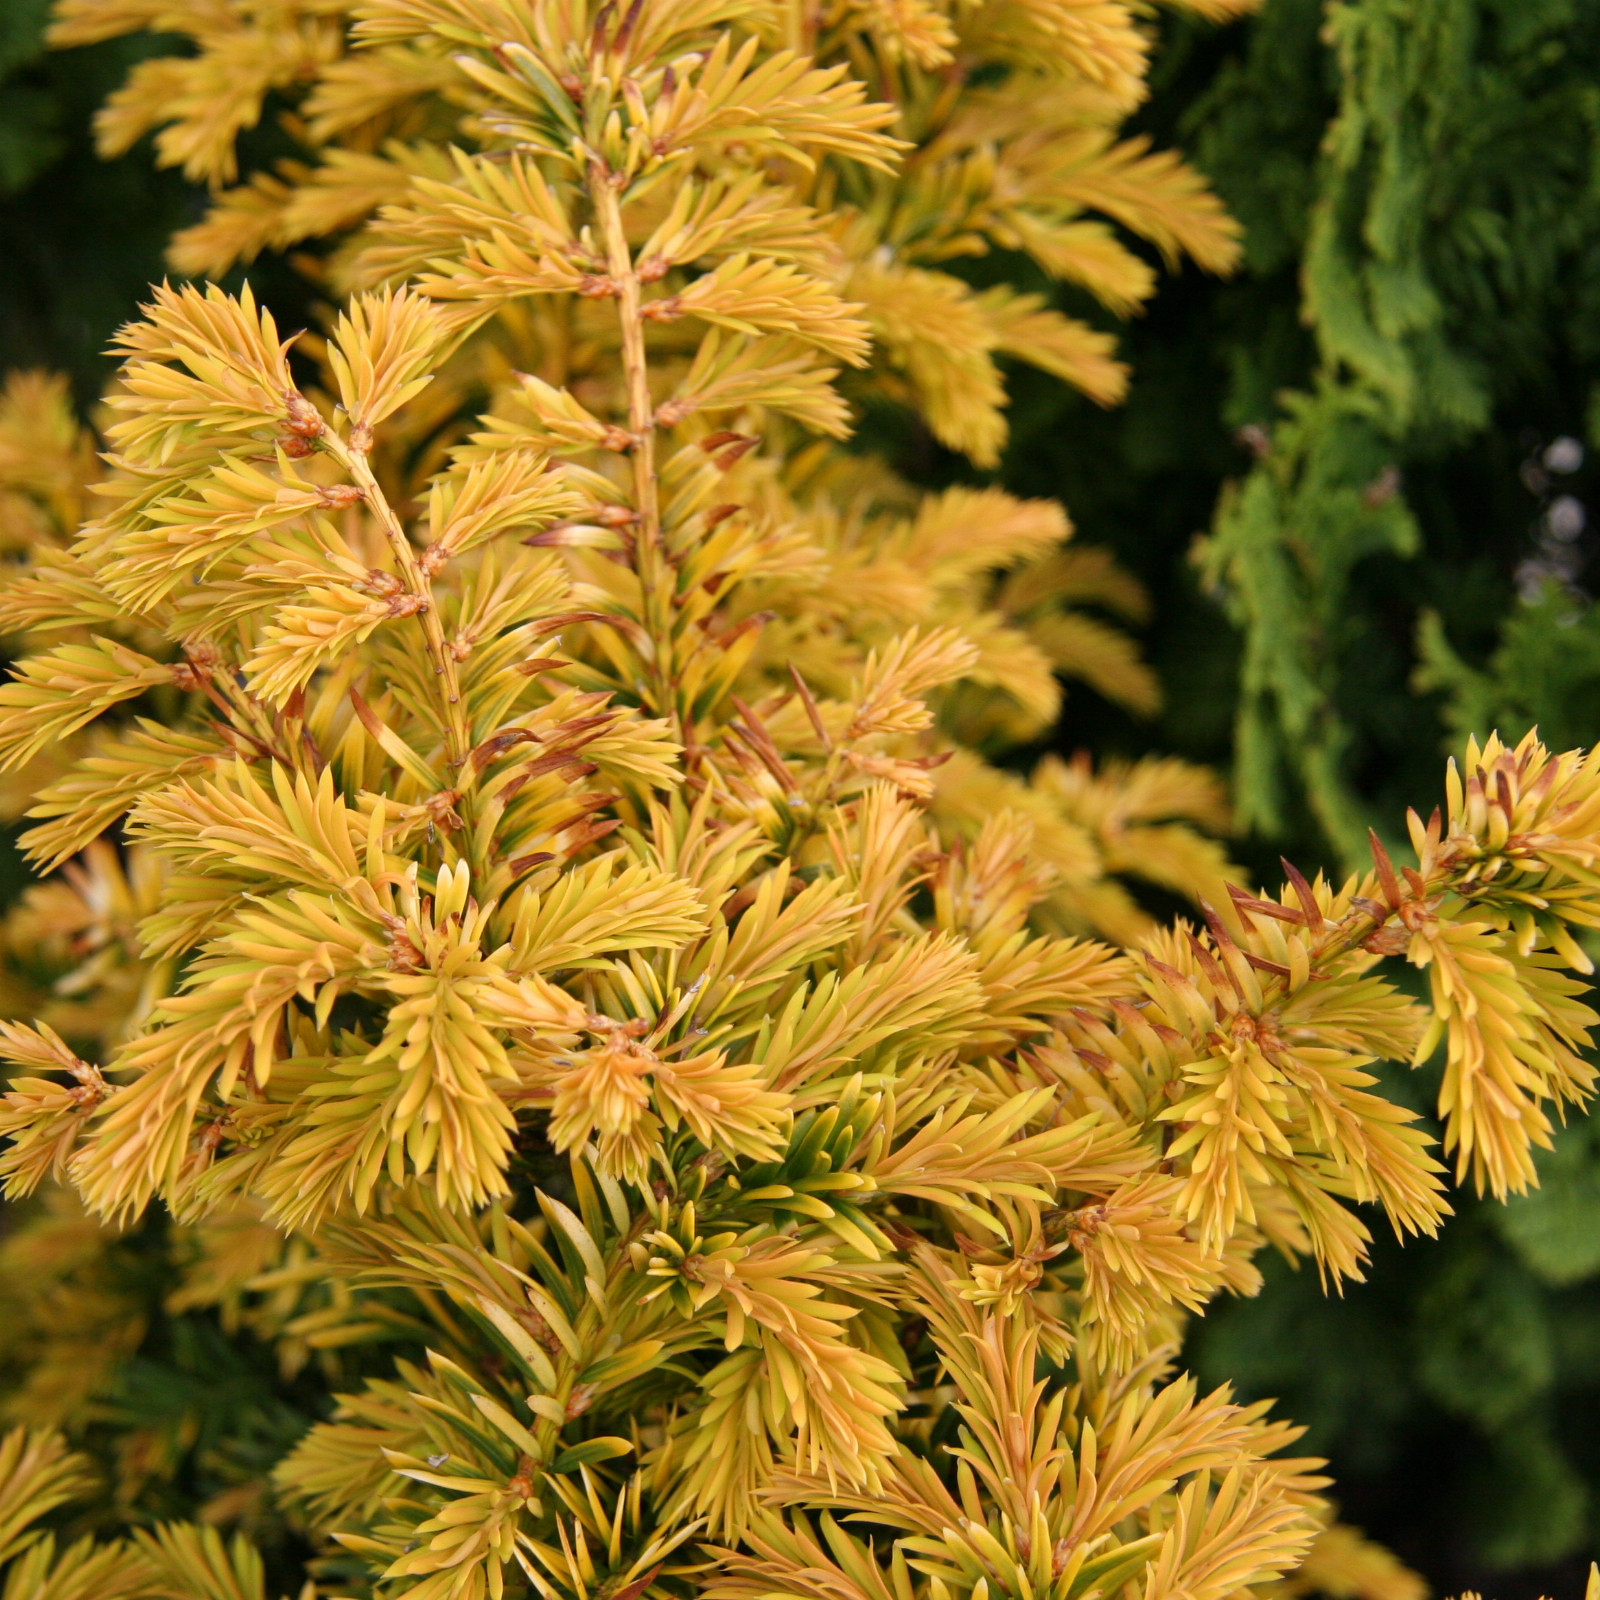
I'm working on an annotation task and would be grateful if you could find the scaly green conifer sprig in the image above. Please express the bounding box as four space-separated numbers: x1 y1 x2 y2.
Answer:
1191 0 1600 867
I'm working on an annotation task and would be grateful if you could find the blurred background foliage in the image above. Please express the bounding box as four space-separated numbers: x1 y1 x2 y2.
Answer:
5 0 1600 1595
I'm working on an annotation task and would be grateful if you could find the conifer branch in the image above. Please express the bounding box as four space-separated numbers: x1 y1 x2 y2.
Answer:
325 425 473 767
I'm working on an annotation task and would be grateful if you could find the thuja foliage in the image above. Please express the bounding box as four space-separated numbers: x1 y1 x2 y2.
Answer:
1185 0 1600 865
4 4 1600 1600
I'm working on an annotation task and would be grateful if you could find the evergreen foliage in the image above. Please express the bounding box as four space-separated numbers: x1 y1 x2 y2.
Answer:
1187 0 1600 863
0 11 1324 1600
7 2 1600 1599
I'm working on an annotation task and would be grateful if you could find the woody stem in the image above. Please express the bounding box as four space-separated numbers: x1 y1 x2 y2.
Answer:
590 161 679 728
331 439 471 769
591 169 659 553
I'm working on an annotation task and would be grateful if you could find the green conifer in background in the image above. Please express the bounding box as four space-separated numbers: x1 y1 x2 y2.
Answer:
1130 4 1600 1585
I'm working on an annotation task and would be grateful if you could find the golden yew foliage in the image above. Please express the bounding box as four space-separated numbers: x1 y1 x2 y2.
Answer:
49 0 1248 474
17 0 1258 954
0 6 1598 1600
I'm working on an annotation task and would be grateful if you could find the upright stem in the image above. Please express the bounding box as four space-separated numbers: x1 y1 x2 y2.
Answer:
590 160 680 729
331 437 472 770
591 166 660 555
